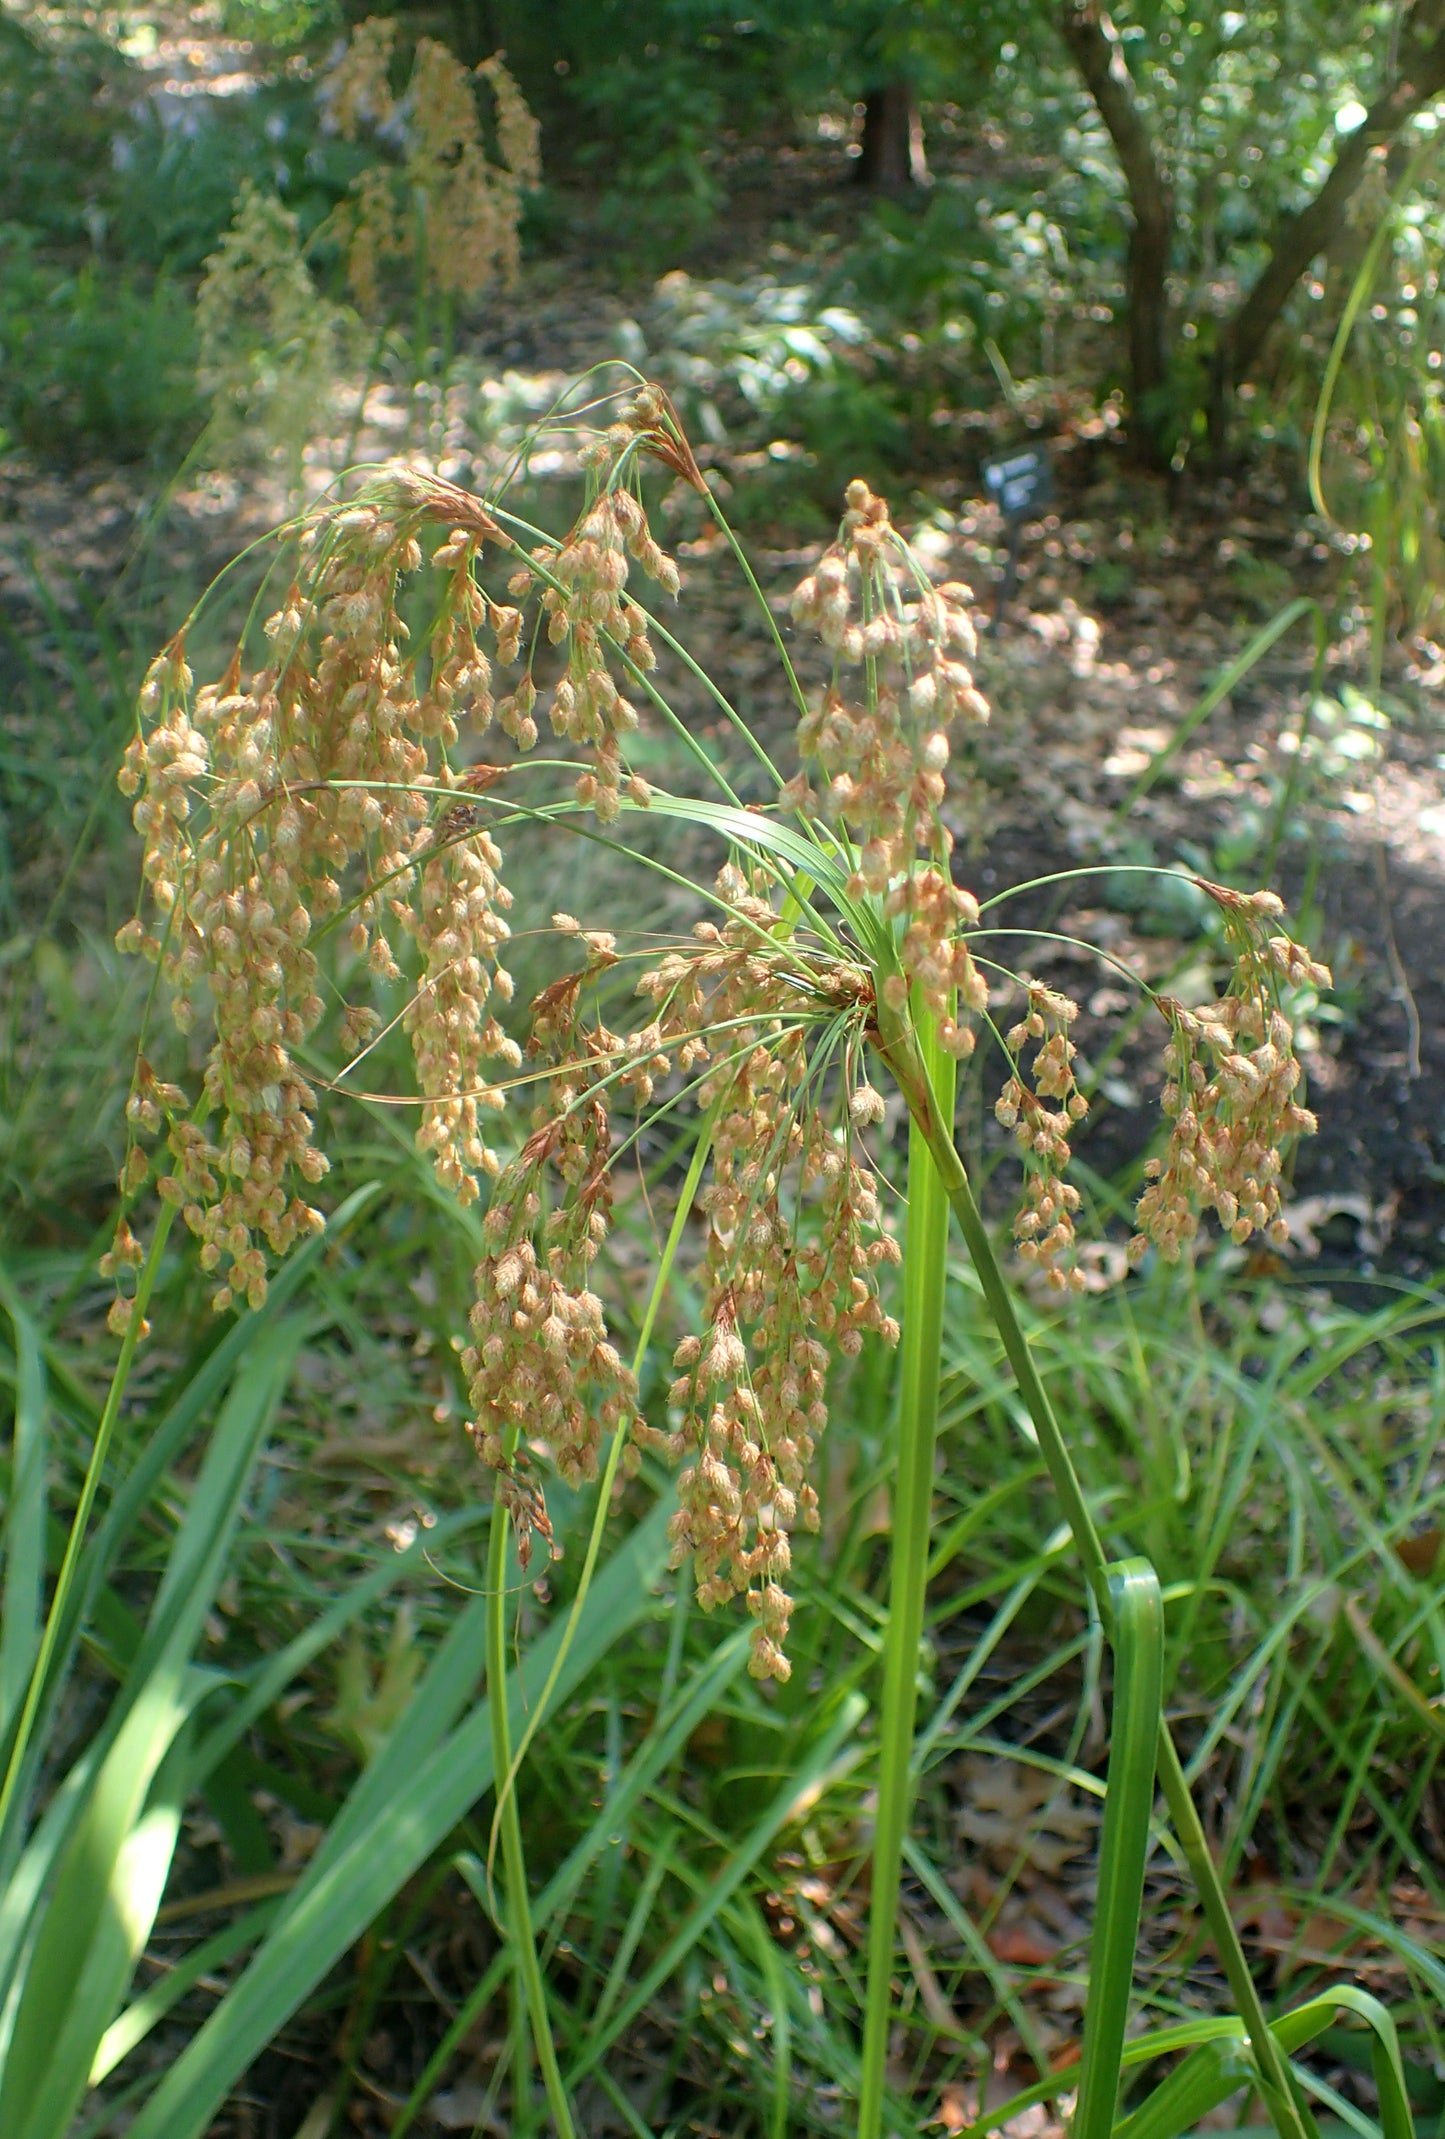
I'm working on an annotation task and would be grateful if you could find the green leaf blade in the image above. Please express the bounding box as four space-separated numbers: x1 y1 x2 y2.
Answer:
1072 1557 1164 2139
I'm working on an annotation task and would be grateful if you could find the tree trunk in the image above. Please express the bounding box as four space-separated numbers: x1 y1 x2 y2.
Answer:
1063 0 1445 459
1059 2 1174 466
855 81 929 192
1217 2 1445 401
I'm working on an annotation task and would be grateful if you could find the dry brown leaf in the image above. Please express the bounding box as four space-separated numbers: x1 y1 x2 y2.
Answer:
957 1756 1099 1879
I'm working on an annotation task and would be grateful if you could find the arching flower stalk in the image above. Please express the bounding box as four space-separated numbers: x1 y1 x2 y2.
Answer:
995 981 1089 1289
627 865 900 1680
463 931 642 1569
505 456 677 820
197 30 540 460
787 478 990 1057
322 23 540 312
114 472 528 1316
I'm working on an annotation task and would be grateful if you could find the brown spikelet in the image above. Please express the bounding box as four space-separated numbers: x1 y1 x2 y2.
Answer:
787 480 989 1058
116 470 537 1308
1130 887 1327 1264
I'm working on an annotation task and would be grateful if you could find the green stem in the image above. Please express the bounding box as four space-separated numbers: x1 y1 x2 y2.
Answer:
871 1013 1312 2139
478 1114 719 2129
411 193 430 401
486 1504 578 2139
0 1198 177 1844
340 313 394 480
858 1012 955 2139
701 487 811 726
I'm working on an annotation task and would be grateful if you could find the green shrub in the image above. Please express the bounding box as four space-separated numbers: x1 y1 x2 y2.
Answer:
0 233 199 462
0 15 126 249
109 88 336 277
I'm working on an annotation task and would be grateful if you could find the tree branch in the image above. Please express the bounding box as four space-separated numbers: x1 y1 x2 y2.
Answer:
1060 0 1174 442
1224 0 1445 384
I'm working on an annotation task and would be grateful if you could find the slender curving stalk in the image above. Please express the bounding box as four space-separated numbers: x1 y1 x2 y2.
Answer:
478 1109 721 2133
700 484 812 727
486 1503 578 2139
871 1008 1313 2139
857 1009 956 2139
487 1109 719 1864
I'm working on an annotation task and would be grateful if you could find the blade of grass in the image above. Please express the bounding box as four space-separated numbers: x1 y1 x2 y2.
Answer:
0 1185 384 1865
4 1693 203 2139
1112 2035 1256 2139
0 1274 47 1738
124 1322 306 1684
741 1898 794 2139
1310 1989 1415 2139
191 1504 490 1779
1114 598 1325 818
0 1330 298 2132
0 1195 178 1852
969 1997 1348 2139
1308 141 1437 525
1072 1558 1164 2139
122 1497 673 2139
0 1329 298 2022
587 1836 676 2033
486 1501 578 2139
91 1897 286 2085
902 1836 1057 2084
400 1631 754 2137
565 1692 865 2087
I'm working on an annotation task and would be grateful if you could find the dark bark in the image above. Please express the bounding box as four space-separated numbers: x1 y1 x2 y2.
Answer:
1063 0 1445 458
1060 2 1174 463
855 81 929 192
1220 1 1445 393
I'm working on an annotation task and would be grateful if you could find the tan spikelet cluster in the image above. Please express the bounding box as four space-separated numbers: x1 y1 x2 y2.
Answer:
462 931 642 1561
461 864 898 1679
195 182 341 451
479 54 542 191
112 389 1343 1727
114 471 529 1312
995 983 1089 1291
318 13 397 137
340 165 406 318
403 803 517 1203
786 480 989 1056
325 25 539 311
508 457 679 822
1131 887 1329 1263
629 866 900 1680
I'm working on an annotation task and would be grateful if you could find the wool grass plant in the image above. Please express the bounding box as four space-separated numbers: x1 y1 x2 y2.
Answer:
195 24 539 459
17 381 1419 2136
